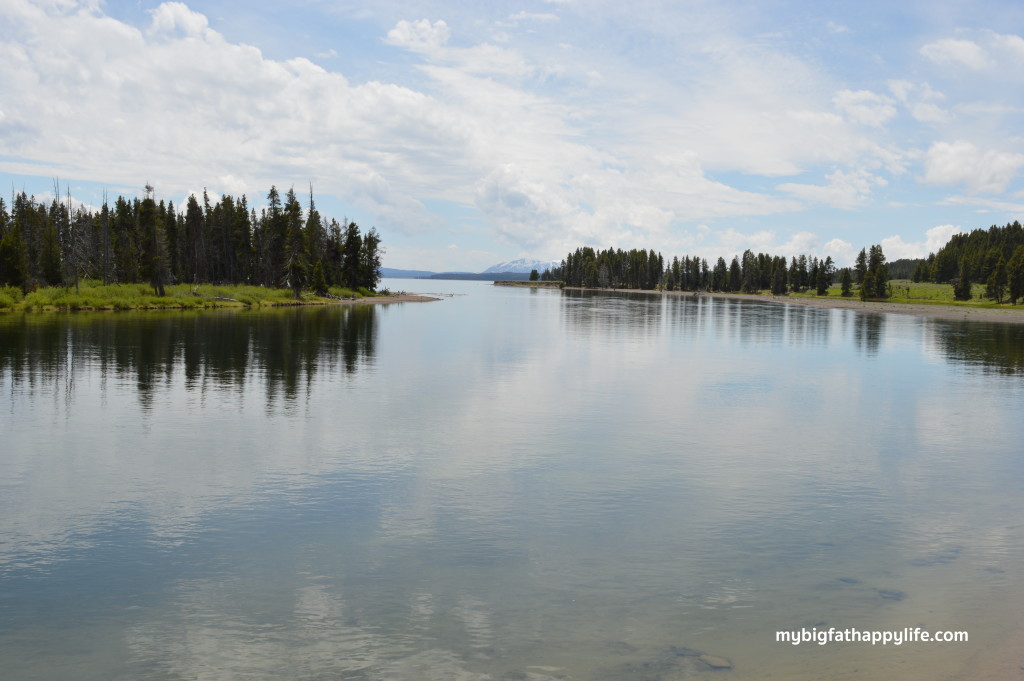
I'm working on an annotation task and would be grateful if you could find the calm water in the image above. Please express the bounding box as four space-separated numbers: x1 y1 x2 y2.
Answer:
2 280 1023 681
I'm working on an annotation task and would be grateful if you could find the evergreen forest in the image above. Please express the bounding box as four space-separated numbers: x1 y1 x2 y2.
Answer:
546 221 1024 304
0 185 382 298
545 245 888 299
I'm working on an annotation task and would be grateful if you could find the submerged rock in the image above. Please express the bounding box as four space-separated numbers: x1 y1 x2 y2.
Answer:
877 588 906 601
592 647 705 681
698 655 733 670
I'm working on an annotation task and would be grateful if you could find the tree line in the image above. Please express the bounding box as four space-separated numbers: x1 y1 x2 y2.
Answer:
545 244 891 298
905 221 1024 304
0 184 382 297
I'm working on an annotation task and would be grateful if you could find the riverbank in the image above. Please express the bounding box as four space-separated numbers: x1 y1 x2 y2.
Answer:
565 286 1024 325
0 281 438 312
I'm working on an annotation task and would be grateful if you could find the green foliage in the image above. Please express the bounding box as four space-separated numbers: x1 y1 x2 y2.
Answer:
859 271 872 301
328 286 362 299
986 256 1007 303
0 184 384 297
0 284 23 309
929 221 1024 283
529 269 539 281
854 248 867 285
0 220 28 288
953 259 973 301
311 261 328 296
2 279 353 311
840 268 852 297
1007 245 1024 305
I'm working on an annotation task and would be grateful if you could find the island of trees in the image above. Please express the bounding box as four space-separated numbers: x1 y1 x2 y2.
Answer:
543 244 888 300
542 220 1024 305
0 184 382 303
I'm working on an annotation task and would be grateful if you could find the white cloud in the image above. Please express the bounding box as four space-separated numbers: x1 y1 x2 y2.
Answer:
887 80 949 123
822 238 856 266
147 2 212 38
507 11 560 24
990 32 1024 63
920 38 992 70
384 18 451 52
777 169 886 209
924 141 1024 194
833 89 897 127
939 195 1024 214
386 245 501 272
7 1 1015 271
881 224 963 260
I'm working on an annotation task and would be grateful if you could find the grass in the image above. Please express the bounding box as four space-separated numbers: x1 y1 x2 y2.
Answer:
0 280 376 313
791 279 1009 308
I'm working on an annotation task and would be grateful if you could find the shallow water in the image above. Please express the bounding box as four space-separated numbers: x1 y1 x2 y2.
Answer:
2 281 1023 680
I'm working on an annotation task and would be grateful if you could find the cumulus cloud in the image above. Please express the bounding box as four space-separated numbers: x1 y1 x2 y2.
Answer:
6 1 1010 271
887 80 949 123
777 169 887 209
924 141 1024 194
833 89 897 127
920 38 992 70
384 18 451 52
881 224 962 260
0 3 483 233
992 32 1024 61
147 2 212 38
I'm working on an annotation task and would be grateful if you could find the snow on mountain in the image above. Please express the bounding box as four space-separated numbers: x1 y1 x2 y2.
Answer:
482 258 560 274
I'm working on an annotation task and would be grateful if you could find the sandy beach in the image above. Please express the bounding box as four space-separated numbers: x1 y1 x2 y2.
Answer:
566 287 1024 325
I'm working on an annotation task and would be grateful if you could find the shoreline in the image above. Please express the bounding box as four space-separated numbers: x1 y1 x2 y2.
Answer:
566 286 1024 325
0 291 439 313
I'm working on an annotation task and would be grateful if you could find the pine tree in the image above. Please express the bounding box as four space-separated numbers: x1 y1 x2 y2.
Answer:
840 268 852 297
39 219 63 286
283 188 307 299
860 271 874 301
0 219 28 289
1007 245 1024 305
310 260 328 296
360 227 382 291
341 222 363 289
854 248 867 284
953 259 972 301
986 255 1007 303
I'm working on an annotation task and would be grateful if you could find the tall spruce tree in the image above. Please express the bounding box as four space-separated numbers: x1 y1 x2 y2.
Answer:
1007 245 1024 305
986 255 1007 303
953 259 972 301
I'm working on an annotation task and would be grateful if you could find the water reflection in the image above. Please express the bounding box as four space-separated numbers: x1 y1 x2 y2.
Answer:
0 306 378 408
928 319 1024 374
853 310 886 355
3 291 1024 681
559 288 665 342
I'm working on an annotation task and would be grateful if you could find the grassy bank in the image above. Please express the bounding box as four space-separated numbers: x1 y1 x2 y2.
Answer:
791 279 1011 308
0 281 376 312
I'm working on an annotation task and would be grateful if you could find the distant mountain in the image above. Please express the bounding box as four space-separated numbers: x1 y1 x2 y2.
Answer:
421 272 533 281
383 259 561 280
482 258 560 274
381 267 438 278
381 267 538 281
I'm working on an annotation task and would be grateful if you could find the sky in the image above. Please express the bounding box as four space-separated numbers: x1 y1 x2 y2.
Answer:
2 0 1024 272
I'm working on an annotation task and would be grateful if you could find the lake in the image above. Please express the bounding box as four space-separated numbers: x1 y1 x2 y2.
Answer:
2 280 1023 681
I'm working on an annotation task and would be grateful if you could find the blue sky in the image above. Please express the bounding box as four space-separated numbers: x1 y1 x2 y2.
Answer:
2 0 1024 271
